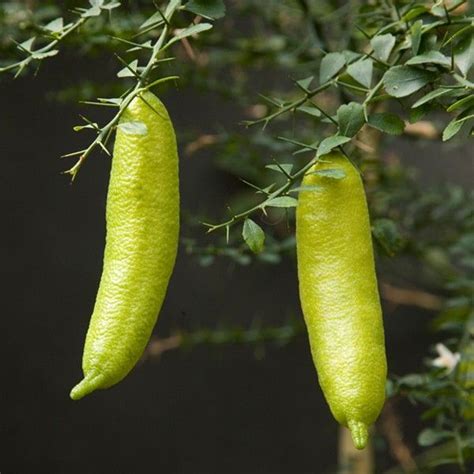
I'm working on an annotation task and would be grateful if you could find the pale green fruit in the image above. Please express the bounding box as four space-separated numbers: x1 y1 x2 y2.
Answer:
71 91 179 400
296 152 387 449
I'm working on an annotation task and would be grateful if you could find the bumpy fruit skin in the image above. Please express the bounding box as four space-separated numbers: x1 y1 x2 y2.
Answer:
296 152 386 449
70 91 179 400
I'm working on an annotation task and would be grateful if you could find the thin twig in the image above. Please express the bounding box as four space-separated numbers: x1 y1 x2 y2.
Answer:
380 398 418 473
65 3 183 179
245 80 333 127
142 334 183 361
380 282 443 311
0 15 87 74
203 154 320 233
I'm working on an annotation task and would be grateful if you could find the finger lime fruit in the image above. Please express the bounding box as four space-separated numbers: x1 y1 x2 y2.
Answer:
70 91 179 400
296 152 387 449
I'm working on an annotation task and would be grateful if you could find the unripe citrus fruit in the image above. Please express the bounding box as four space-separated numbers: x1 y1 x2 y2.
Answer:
71 91 179 400
296 152 386 449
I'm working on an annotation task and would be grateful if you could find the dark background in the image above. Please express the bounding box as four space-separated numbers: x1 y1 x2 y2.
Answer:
0 48 472 474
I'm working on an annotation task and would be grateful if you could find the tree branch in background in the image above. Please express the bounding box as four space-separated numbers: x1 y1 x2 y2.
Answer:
380 399 417 473
142 319 305 361
380 283 444 312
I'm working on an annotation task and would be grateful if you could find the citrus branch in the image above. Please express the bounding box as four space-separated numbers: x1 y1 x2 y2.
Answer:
64 11 177 180
203 153 321 233
143 319 305 361
64 0 213 180
0 1 120 76
0 16 87 75
244 80 333 128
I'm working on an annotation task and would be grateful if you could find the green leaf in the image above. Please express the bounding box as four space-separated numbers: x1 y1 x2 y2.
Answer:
368 113 405 135
398 374 425 387
265 163 293 175
18 38 35 52
454 74 474 88
118 121 148 135
103 1 120 10
186 0 226 19
346 58 373 88
412 88 451 108
73 123 98 132
165 0 182 17
140 12 165 29
311 168 346 180
419 33 437 55
117 59 138 78
371 33 396 62
265 196 298 208
319 52 346 83
293 140 319 155
317 135 351 157
406 51 451 68
402 5 428 21
418 429 453 447
198 255 215 267
383 66 435 98
257 252 281 264
289 185 323 194
442 118 464 141
337 102 365 137
242 219 265 254
296 76 314 91
411 20 423 56
430 4 446 17
31 50 59 60
44 17 64 33
443 24 474 48
372 218 404 256
297 105 321 118
431 0 464 16
82 5 101 17
385 378 396 397
171 23 213 44
342 50 361 63
447 95 474 113
454 33 474 76
453 108 474 124
98 97 123 106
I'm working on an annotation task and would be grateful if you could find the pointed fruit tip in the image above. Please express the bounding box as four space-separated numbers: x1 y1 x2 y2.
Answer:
348 420 369 450
70 373 103 401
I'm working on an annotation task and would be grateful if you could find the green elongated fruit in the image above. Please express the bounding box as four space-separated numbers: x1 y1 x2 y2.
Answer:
296 152 387 450
70 91 179 400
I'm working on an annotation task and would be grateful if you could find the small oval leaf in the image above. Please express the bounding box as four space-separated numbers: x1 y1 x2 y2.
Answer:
383 66 435 98
118 121 148 135
242 218 265 254
265 196 298 208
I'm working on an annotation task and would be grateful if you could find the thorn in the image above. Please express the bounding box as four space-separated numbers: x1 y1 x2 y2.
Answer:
153 3 170 26
355 25 371 40
138 95 167 120
61 149 86 159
